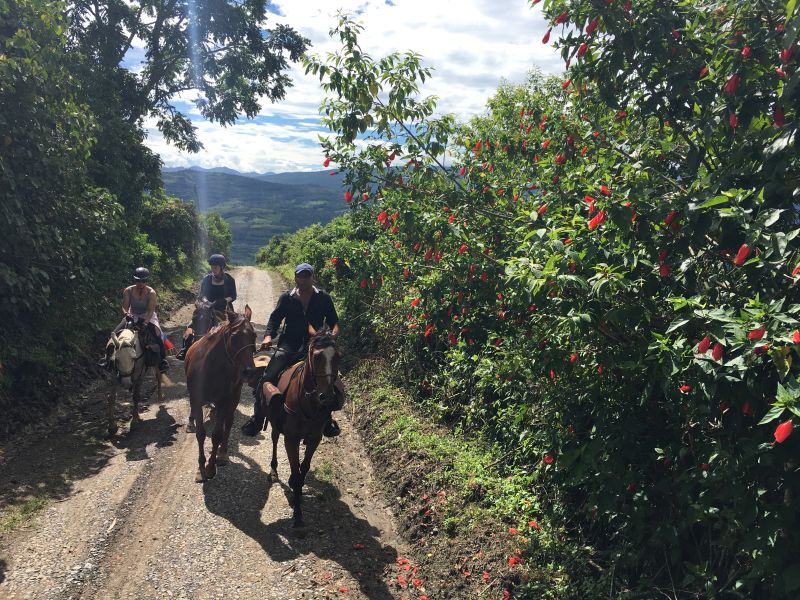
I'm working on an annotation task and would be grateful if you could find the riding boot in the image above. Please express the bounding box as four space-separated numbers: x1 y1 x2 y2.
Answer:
176 334 194 361
156 335 169 373
323 415 341 438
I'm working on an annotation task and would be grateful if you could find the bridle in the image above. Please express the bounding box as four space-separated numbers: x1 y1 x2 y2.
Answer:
114 332 143 378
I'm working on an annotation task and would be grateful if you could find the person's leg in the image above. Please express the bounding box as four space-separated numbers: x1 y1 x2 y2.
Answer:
147 323 169 372
176 326 194 361
242 349 296 436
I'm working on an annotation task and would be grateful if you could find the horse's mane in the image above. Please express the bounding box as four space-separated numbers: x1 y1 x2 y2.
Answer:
310 328 336 349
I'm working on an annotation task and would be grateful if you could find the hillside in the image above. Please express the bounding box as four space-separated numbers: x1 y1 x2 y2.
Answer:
161 168 346 264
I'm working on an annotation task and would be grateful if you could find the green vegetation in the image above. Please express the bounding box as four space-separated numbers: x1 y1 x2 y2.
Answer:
267 8 800 597
0 495 48 532
0 0 296 433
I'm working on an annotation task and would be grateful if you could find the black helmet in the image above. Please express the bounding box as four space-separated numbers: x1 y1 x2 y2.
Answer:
133 267 150 281
208 254 227 267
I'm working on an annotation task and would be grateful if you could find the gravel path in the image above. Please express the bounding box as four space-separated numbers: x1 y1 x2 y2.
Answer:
0 267 411 600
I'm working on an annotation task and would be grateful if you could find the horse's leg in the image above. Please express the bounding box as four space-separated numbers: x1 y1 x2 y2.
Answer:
192 404 207 483
269 418 280 482
217 400 236 466
205 406 224 480
299 435 322 487
284 434 304 527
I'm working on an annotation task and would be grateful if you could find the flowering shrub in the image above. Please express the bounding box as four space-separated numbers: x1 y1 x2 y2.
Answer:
295 7 800 595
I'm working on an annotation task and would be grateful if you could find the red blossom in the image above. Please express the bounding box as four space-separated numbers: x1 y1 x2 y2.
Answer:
719 400 730 412
561 79 571 90
538 203 548 215
577 42 589 58
729 112 738 129
600 185 611 196
588 209 606 230
664 210 678 226
792 263 800 277
774 106 786 127
697 335 712 353
555 153 566 164
700 463 709 472
741 46 752 58
747 327 766 341
699 65 709 78
541 139 551 150
659 263 671 277
680 385 692 393
352 543 365 550
323 157 331 167
344 191 353 203
549 369 555 380
377 211 388 223
712 343 725 361
339 587 349 593
508 555 522 567
543 453 555 464
554 10 569 24
733 244 750 266
780 47 794 64
570 353 578 363
459 166 466 176
482 571 491 582
754 344 770 355
777 67 787 77
586 16 600 35
542 28 552 44
793 330 800 344
723 73 740 95
774 419 794 443
742 402 754 416
411 298 421 307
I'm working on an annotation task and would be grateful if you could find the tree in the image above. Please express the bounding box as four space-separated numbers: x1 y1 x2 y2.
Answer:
200 212 232 260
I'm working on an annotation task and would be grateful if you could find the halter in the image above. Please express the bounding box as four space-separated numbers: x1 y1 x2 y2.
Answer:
114 333 143 378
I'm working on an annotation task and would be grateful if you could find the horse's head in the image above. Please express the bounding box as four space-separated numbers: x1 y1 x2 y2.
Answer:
191 299 217 337
226 305 258 382
111 328 141 389
306 326 342 409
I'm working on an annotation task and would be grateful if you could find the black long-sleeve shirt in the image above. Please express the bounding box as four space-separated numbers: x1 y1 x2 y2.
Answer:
200 273 237 311
266 287 339 352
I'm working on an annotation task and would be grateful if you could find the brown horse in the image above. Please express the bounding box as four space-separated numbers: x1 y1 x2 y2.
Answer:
185 304 257 482
185 299 223 433
260 328 343 527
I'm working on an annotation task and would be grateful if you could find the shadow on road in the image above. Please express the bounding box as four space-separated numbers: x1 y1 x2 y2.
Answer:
203 423 398 599
113 403 179 462
0 558 6 583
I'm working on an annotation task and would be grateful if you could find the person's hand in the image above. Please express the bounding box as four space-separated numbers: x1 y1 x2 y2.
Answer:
259 336 273 351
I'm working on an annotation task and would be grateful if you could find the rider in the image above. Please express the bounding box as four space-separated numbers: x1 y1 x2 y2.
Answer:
100 267 169 372
241 262 341 437
176 254 237 361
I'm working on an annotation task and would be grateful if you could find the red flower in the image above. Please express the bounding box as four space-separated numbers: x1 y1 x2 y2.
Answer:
570 353 578 363
344 191 353 203
403 268 409 280
742 401 754 416
508 527 518 535
664 210 678 226
482 571 491 582
543 453 555 464
323 157 331 167
774 419 794 443
554 10 569 24
659 263 671 277
541 139 551 150
672 29 681 40
360 278 367 288
508 555 522 567
741 46 752 58
747 327 766 340
699 65 709 78
555 153 566 165
697 335 712 353
411 298 420 307
680 385 692 393
712 343 725 361
623 1 632 12
397 575 407 586
719 400 730 413
733 244 750 266
600 185 611 196
528 519 541 530
377 211 388 223
658 250 669 263
729 111 738 129
584 194 596 204
577 42 589 58
542 28 552 44
339 587 349 593
561 79 571 90
588 209 606 230
793 330 800 344
754 344 770 355
774 106 786 127
586 16 600 35
700 463 709 472
777 67 787 77
352 543 365 550
458 243 467 254
549 370 555 380
538 203 548 214
792 263 800 277
723 73 740 95
780 47 794 64
330 257 338 265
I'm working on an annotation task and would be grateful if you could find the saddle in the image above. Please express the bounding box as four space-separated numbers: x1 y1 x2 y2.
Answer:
130 322 161 368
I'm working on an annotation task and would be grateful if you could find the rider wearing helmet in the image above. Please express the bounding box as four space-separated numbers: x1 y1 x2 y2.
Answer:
100 267 169 372
175 254 237 360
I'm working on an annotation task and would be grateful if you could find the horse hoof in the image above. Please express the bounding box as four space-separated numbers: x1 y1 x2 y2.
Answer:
186 423 196 433
195 471 205 483
205 465 216 480
217 453 228 466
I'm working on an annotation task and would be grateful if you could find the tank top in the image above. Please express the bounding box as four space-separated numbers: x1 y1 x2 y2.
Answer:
129 286 151 314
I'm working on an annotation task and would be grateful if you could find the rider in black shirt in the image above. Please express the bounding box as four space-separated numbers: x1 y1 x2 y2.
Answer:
242 262 340 436
176 254 236 360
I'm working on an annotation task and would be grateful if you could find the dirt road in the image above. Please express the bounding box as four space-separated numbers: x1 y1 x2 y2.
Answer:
0 267 410 600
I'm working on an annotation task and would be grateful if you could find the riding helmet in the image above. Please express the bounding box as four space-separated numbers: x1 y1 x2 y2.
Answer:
208 254 227 267
133 267 150 281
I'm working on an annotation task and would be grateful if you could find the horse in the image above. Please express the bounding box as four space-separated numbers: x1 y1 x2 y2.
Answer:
259 328 343 527
185 304 257 483
185 299 223 433
106 321 166 436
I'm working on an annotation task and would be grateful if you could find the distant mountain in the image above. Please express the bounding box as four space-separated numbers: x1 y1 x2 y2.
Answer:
161 168 346 265
162 165 275 179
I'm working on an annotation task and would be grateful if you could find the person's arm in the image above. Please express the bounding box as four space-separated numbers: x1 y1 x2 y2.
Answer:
144 289 157 324
262 295 286 347
122 287 130 315
199 275 211 301
225 274 236 304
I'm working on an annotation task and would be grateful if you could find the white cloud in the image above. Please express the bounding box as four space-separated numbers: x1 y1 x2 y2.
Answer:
146 0 562 173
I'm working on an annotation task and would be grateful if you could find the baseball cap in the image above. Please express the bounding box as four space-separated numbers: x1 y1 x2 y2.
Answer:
294 262 314 275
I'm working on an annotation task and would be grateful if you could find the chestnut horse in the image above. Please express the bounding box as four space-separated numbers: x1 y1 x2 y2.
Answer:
186 299 223 433
185 304 256 482
260 328 343 527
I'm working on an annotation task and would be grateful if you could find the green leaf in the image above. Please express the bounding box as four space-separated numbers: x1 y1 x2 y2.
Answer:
758 405 785 425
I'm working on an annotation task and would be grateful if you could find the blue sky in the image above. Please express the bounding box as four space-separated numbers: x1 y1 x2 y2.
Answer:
138 0 562 174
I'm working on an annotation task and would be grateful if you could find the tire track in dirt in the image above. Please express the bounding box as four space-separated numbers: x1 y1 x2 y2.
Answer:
0 267 410 600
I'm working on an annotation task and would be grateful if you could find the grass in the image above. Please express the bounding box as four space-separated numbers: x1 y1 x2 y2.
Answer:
0 495 49 532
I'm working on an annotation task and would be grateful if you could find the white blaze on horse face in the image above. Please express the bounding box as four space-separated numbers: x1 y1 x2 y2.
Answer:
114 329 140 385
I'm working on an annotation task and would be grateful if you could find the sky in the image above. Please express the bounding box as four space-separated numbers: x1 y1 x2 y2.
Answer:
140 0 563 174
